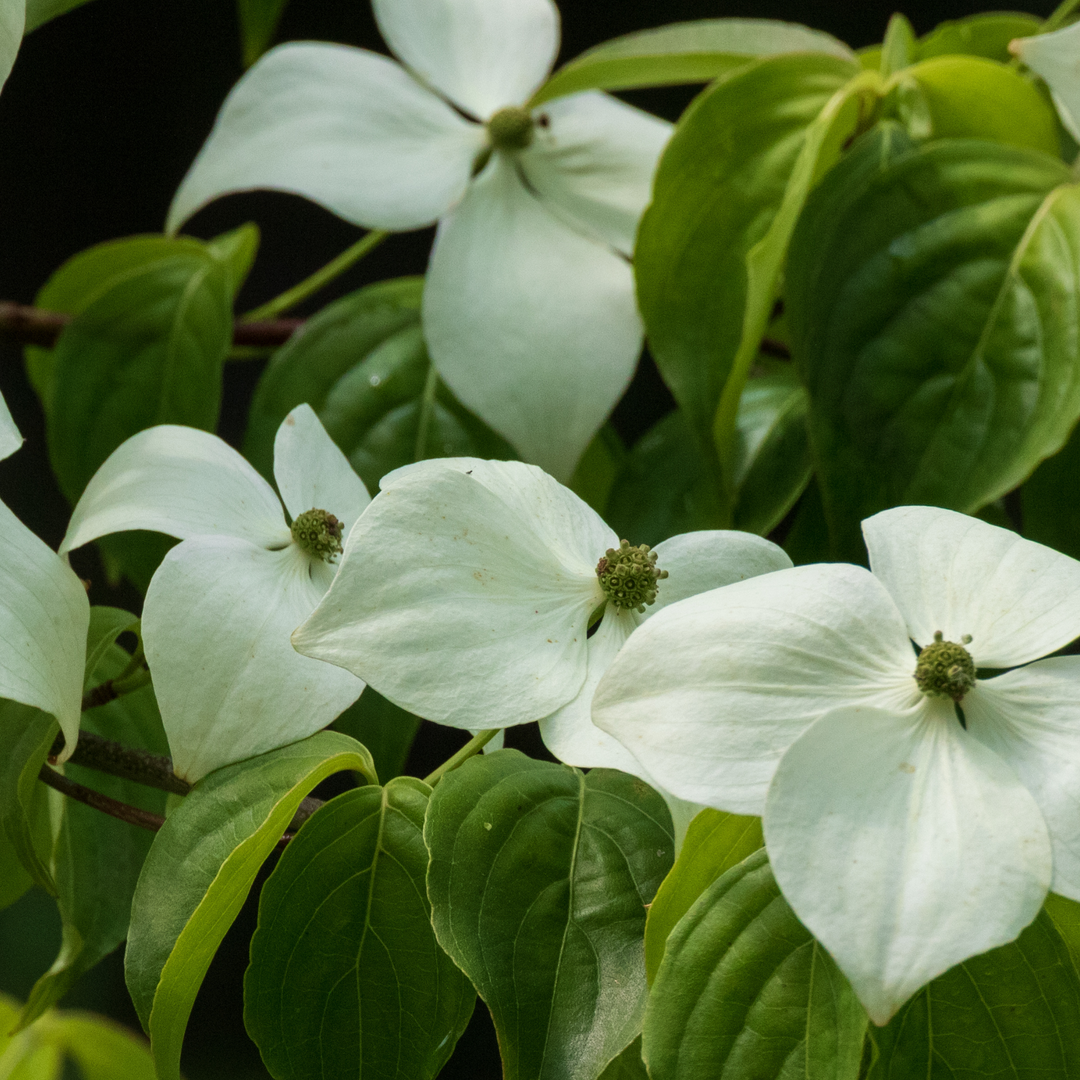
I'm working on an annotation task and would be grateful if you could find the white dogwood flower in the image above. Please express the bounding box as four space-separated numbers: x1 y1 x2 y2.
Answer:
1011 21 1080 141
593 505 1080 1024
0 389 88 759
165 0 671 482
60 405 368 782
292 457 792 784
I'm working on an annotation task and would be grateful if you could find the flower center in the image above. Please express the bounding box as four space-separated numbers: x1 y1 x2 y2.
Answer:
486 106 535 152
596 540 669 613
291 508 343 563
914 631 975 702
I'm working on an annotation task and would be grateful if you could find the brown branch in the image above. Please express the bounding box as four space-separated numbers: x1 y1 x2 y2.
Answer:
50 729 191 796
0 301 303 350
39 763 167 832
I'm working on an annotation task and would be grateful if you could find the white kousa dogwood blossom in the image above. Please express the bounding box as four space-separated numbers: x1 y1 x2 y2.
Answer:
165 0 672 482
592 505 1080 1024
0 388 88 760
292 458 792 816
60 405 368 782
1011 21 1080 141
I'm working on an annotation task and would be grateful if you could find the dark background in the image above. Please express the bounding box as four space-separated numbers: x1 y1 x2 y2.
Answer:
0 1 1060 1077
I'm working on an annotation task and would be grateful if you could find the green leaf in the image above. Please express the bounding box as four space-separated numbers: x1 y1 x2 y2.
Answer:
35 1010 157 1080
22 0 95 33
1045 892 1080 971
568 425 625 517
17 643 168 1030
1023 423 1080 560
644 808 763 984
0 816 34 912
532 19 856 105
597 1036 648 1080
879 13 916 78
204 221 260 296
245 277 513 490
83 606 138 690
895 56 1060 154
868 909 1080 1077
1 0 24 93
0 701 58 894
246 779 475 1080
331 688 422 782
425 752 674 1080
236 0 289 67
643 849 866 1080
635 52 868 516
787 137 1078 558
124 731 377 1080
47 242 233 504
915 12 1043 63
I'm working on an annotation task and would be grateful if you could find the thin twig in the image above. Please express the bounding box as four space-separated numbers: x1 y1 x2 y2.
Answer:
38 764 167 832
0 301 303 350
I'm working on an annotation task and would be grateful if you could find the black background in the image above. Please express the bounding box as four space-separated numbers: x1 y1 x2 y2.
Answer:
0 1 1060 1076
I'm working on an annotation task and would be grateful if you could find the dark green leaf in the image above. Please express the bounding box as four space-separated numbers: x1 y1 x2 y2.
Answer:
0 818 34 912
597 1036 648 1080
644 849 866 1080
237 0 290 67
788 137 1077 558
48 242 233 503
244 277 512 490
532 19 856 105
568 426 625 517
916 12 1043 63
425 752 673 1080
23 0 96 33
1023 423 1080 560
644 808 763 983
17 643 168 1029
331 688 422 782
83 606 138 690
1045 892 1080 971
781 480 833 566
868 909 1080 1077
635 52 866 514
246 779 474 1080
124 731 377 1080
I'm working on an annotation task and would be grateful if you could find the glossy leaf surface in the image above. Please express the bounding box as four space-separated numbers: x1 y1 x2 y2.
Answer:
426 752 673 1080
124 731 377 1080
643 849 866 1080
246 779 474 1080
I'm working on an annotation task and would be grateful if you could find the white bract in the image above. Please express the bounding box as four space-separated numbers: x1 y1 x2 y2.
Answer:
166 0 672 482
0 0 23 97
1012 21 1080 141
292 457 792 788
0 389 88 759
593 505 1080 1024
60 405 368 782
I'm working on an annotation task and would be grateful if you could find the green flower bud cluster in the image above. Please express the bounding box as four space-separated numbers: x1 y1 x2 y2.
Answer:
596 540 668 613
914 630 975 702
291 508 343 562
486 106 535 152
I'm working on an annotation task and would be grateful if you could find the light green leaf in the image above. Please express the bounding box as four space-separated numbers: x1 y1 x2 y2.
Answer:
787 136 1078 558
644 808 763 984
0 0 23 94
634 51 868 518
23 0 94 33
868 908 1080 1076
124 730 377 1080
236 0 289 67
82 606 138 691
245 779 475 1079
244 277 512 491
425 752 674 1080
879 12 916 78
916 11 1043 63
643 849 866 1080
204 221 260 296
17 643 168 1030
532 18 856 105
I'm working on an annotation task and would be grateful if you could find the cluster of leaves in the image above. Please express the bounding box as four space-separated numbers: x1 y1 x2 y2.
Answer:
5 0 1080 1078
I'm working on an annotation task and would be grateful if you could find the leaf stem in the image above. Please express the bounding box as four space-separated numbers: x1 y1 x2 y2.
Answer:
239 230 389 322
423 729 501 787
413 364 440 462
81 666 152 712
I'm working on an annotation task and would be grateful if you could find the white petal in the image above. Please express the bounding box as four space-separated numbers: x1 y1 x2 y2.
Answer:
765 703 1050 1025
373 0 558 119
0 389 22 462
964 658 1080 901
1012 22 1080 142
649 530 793 614
273 404 370 536
539 606 646 773
423 157 642 481
864 506 1080 667
0 501 89 758
591 563 921 815
521 92 671 254
167 43 484 234
60 426 288 556
143 537 363 782
293 458 613 729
